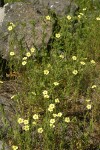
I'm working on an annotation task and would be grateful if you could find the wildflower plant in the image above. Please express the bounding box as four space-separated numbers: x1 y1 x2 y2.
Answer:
0 0 100 149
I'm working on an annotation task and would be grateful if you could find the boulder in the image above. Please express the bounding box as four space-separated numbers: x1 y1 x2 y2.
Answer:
0 2 53 59
0 0 79 59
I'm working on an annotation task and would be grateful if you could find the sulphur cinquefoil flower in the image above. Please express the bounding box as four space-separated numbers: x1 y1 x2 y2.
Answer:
57 112 62 117
53 114 57 117
33 114 39 120
50 124 55 128
10 51 15 56
50 119 55 124
22 57 27 60
44 70 49 75
55 98 60 103
10 22 15 27
18 118 24 124
72 70 78 75
64 117 70 123
0 81 3 84
86 104 92 110
72 56 77 60
90 60 96 64
12 145 18 150
22 61 27 66
67 15 72 20
48 107 53 112
43 90 48 95
78 15 81 18
49 104 55 109
96 17 100 20
23 119 29 125
44 94 49 98
91 85 97 89
80 61 86 65
86 99 91 102
53 82 59 86
30 47 35 53
8 25 13 31
37 127 43 133
83 8 87 11
46 15 51 20
26 52 31 57
22 125 29 131
59 54 64 58
55 33 61 38
32 121 37 125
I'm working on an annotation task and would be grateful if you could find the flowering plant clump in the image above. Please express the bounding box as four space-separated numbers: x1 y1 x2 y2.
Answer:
2 2 99 150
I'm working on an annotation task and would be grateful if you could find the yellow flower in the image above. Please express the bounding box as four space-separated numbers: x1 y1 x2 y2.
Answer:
53 82 59 86
12 145 18 150
50 119 55 124
26 52 31 57
17 118 24 124
96 17 100 20
32 121 37 125
55 33 61 38
49 104 55 109
80 61 86 65
91 85 96 89
72 56 77 60
72 70 78 75
86 99 91 102
50 124 55 128
64 117 70 123
78 15 81 18
46 15 51 20
44 70 49 75
86 104 92 110
8 26 13 31
53 114 57 117
10 51 15 56
59 54 64 58
22 125 29 131
48 107 53 112
33 114 39 120
0 81 3 84
90 60 96 64
79 13 84 16
67 15 72 20
55 98 60 103
44 94 49 98
57 112 62 117
83 8 87 11
48 104 55 112
43 90 48 95
22 57 27 60
22 61 27 66
30 47 35 53
23 119 29 125
10 22 15 27
37 127 43 133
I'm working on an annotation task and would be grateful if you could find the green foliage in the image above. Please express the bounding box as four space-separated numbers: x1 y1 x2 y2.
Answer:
0 1 100 150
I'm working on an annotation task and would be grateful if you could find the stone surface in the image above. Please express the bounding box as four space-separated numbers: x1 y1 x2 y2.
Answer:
0 1 79 59
0 2 53 59
27 0 79 16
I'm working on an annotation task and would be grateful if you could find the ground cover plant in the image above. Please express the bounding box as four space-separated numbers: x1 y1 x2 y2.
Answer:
0 0 100 150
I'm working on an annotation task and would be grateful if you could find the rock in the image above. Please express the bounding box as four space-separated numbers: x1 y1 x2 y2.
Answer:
27 0 79 16
0 2 53 59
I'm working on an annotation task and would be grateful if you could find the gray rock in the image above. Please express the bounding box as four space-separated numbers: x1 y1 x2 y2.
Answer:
0 2 53 59
27 0 79 16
